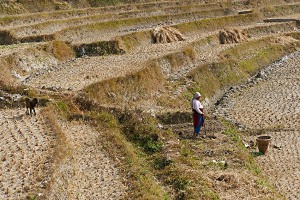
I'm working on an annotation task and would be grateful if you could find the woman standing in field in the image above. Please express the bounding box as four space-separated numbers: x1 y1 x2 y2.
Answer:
191 92 205 138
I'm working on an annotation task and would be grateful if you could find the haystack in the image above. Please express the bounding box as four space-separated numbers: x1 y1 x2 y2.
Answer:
152 26 185 44
219 28 248 44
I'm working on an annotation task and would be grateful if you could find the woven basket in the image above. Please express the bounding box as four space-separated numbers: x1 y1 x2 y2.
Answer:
256 135 272 154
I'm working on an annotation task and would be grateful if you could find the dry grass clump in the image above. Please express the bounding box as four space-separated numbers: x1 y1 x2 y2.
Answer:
0 58 14 86
0 2 26 15
114 30 153 52
0 30 16 45
73 40 125 57
152 26 185 44
273 36 299 44
42 40 75 61
219 28 248 44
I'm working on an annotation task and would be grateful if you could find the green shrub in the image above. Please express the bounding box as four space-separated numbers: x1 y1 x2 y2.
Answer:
56 101 68 112
73 41 125 57
120 110 163 154
170 177 190 191
153 156 173 170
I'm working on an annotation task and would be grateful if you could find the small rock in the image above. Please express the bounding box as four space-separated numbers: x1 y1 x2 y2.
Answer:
108 92 116 99
157 123 163 129
272 144 282 150
38 193 44 197
1 156 6 161
216 174 230 182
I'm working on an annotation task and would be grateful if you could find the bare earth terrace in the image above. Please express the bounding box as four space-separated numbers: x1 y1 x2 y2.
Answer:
1 0 300 199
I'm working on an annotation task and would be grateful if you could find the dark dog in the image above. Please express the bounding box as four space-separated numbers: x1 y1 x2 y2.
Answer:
25 97 38 115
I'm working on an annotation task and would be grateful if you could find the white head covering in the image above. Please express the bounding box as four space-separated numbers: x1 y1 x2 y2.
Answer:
194 92 201 98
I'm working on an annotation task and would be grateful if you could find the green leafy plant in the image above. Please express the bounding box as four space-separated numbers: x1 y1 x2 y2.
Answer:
56 101 68 112
171 177 191 191
119 109 163 154
153 157 173 170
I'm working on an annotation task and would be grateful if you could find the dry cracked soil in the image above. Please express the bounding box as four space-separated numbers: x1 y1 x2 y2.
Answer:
216 51 300 200
0 109 127 199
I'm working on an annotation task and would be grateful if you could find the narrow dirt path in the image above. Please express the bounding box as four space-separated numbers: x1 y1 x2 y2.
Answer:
0 108 56 200
215 51 300 200
47 120 127 199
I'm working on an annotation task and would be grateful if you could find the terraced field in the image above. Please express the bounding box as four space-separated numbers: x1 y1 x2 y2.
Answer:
1 0 300 199
215 51 300 200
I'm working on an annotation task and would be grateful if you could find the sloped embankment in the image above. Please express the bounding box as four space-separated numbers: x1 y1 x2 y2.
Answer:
0 40 74 87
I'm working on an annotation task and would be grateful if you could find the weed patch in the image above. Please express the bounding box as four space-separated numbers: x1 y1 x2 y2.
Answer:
74 40 125 57
157 111 191 124
56 101 68 112
256 178 272 189
49 40 74 61
153 156 173 170
170 177 191 191
115 30 153 52
0 30 16 45
119 109 162 154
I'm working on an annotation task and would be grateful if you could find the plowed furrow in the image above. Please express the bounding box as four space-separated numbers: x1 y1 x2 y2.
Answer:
0 109 55 200
47 121 126 199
